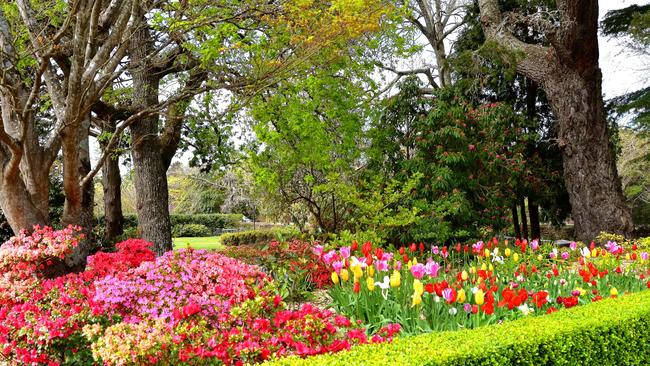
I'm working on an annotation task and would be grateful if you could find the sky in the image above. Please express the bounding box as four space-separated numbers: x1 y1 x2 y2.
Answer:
600 0 649 98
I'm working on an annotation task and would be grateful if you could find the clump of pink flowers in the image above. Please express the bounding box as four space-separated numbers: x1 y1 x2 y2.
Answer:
0 228 398 365
0 225 83 303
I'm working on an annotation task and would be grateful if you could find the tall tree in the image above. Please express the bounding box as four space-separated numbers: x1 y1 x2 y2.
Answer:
478 0 634 241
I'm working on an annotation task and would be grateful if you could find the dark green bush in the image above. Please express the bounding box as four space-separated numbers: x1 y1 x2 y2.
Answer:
220 227 300 246
172 223 212 237
265 290 650 365
95 213 242 240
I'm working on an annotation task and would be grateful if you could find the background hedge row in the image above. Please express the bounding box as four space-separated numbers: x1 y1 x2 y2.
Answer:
220 227 301 246
265 290 650 366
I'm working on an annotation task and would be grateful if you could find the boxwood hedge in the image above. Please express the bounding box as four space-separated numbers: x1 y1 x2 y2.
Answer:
265 290 650 365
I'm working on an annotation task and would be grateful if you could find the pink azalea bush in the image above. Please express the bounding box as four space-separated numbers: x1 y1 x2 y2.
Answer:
0 227 398 365
0 225 83 304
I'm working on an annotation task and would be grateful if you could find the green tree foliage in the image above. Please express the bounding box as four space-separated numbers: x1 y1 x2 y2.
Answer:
365 78 529 242
602 3 650 130
617 129 650 225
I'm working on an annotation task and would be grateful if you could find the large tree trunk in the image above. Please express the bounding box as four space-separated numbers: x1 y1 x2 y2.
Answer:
478 0 634 242
511 202 521 239
61 116 94 271
0 167 48 231
528 200 541 240
519 197 528 240
129 14 172 255
545 70 633 241
101 120 124 245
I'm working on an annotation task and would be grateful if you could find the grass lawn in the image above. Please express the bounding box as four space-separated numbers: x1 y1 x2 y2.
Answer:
172 236 223 251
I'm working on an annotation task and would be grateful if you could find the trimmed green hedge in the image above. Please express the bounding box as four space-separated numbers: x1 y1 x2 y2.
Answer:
96 213 242 234
220 227 300 246
171 223 212 237
265 290 650 366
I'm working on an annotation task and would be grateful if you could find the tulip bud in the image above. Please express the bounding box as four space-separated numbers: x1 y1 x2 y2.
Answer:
610 287 618 297
474 289 485 305
340 269 349 282
461 270 469 281
505 248 511 257
513 253 519 262
457 289 466 303
367 277 375 291
331 272 339 284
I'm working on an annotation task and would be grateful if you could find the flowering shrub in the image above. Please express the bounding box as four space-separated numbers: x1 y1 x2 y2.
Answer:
94 249 271 324
1 230 394 365
0 236 154 365
85 239 156 279
321 238 650 334
0 225 83 303
90 298 400 365
221 240 331 301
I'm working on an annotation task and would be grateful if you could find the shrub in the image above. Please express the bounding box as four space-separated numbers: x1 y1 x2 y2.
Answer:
172 223 212 237
170 213 242 230
222 240 331 302
264 289 650 366
220 227 300 246
0 225 84 303
0 236 156 365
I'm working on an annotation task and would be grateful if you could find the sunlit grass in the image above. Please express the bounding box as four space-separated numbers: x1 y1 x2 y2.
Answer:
172 236 223 251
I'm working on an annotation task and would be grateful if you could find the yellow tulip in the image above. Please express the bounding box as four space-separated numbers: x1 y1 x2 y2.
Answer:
353 266 363 281
591 249 598 258
367 265 375 277
411 293 422 307
505 248 511 257
413 257 418 265
474 289 485 306
484 248 491 258
488 263 494 271
413 279 424 296
407 260 413 269
481 263 487 271
625 253 631 261
457 289 466 303
340 269 349 282
513 253 519 262
390 271 401 288
366 277 375 291
461 270 469 281
331 272 339 284
537 254 543 261
470 266 476 274
610 287 618 296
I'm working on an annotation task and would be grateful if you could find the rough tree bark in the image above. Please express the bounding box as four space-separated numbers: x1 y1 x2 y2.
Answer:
519 197 529 240
129 13 173 255
528 201 541 240
511 202 521 239
100 119 124 244
478 0 634 241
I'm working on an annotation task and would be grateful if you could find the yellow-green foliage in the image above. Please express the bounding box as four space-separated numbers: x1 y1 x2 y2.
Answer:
595 231 626 244
220 227 300 246
638 236 650 251
264 290 650 366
